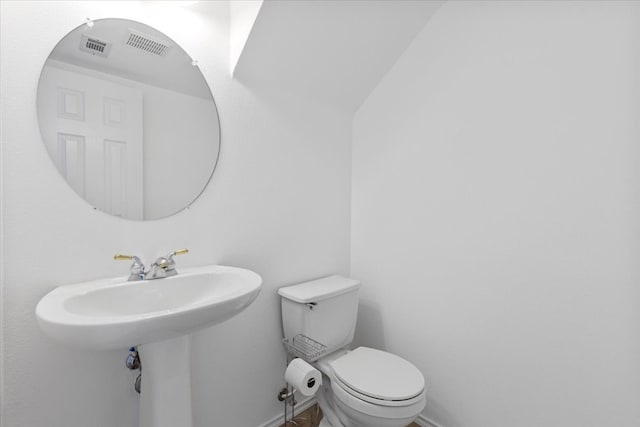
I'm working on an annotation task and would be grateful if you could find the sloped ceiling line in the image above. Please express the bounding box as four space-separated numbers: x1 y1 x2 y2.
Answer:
232 0 445 114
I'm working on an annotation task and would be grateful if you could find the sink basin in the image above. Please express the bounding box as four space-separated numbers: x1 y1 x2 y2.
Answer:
36 264 262 349
36 264 262 427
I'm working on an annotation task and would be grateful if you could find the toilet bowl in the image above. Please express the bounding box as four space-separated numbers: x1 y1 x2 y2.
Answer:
279 275 427 427
316 347 426 427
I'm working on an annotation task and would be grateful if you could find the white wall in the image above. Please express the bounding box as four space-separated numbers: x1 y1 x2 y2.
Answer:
352 1 640 427
141 83 219 219
0 1 351 426
230 0 264 75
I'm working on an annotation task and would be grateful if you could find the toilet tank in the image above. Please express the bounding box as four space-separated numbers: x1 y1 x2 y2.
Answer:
279 275 361 354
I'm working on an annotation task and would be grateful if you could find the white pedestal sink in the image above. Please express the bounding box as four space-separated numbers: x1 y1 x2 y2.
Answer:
36 265 262 427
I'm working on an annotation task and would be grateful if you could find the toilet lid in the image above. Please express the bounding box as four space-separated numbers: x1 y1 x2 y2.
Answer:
329 347 424 401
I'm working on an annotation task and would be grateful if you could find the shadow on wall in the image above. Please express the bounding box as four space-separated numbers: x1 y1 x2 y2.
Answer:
353 299 386 350
425 397 463 427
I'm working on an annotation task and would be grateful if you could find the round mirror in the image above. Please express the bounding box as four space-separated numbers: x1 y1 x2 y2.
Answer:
37 18 220 220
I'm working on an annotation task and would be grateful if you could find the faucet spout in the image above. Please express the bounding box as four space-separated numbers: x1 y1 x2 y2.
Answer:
146 249 189 280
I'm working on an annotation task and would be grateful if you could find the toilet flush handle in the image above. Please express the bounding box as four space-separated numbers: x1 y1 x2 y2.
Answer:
305 302 317 310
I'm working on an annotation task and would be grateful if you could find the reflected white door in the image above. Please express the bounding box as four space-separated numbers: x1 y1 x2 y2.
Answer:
38 62 144 219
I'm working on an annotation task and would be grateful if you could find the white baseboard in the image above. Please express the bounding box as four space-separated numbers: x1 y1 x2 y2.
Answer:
415 413 445 427
257 397 317 427
259 399 444 427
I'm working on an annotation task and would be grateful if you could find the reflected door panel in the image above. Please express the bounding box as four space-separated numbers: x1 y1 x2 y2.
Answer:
39 62 144 219
56 133 86 197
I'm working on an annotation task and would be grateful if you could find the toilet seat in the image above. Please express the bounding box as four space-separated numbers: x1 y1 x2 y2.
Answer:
331 379 426 421
329 347 425 407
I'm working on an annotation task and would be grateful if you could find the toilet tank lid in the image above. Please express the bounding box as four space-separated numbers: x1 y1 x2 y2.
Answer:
278 275 361 303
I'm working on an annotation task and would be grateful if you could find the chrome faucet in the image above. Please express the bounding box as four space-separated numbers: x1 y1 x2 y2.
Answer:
114 249 189 281
114 254 147 281
147 249 189 279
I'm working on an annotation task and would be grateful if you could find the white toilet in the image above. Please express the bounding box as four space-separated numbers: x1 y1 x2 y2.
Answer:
279 275 426 427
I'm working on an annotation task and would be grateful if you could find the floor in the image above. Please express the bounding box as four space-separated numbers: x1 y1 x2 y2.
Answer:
278 404 420 427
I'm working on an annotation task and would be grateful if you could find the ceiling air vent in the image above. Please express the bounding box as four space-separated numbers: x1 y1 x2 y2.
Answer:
79 34 112 58
126 30 172 56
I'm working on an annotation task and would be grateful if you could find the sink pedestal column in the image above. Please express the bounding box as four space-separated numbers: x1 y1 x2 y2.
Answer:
138 335 192 427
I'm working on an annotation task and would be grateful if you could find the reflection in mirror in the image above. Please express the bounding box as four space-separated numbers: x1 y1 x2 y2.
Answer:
37 18 220 220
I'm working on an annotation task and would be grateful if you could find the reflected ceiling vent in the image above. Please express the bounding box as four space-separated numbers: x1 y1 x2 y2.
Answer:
79 34 112 58
126 30 172 56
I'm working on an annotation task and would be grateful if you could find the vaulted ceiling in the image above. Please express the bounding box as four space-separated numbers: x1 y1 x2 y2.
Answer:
233 0 445 113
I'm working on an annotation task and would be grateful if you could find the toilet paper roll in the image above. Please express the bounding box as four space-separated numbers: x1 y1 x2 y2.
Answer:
285 358 322 397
